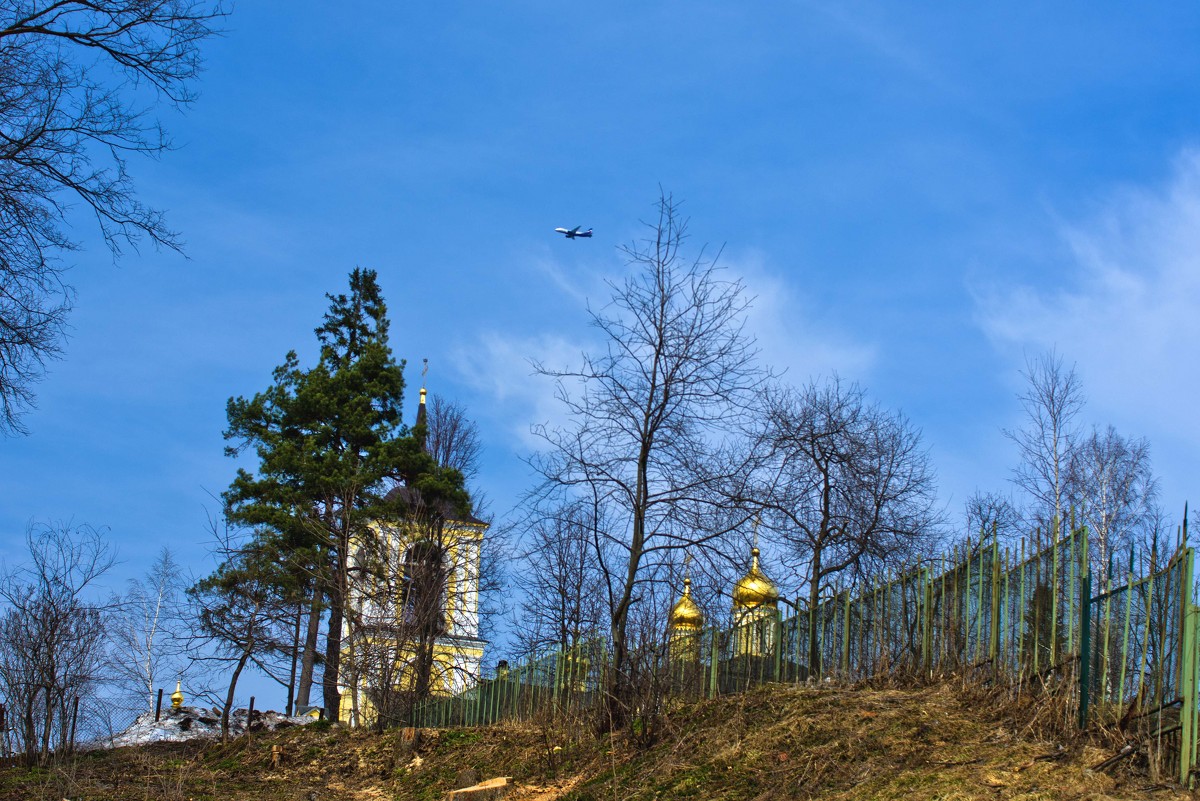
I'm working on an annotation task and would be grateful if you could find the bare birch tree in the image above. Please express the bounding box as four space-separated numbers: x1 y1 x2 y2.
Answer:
1068 425 1158 573
1003 350 1085 529
109 548 186 712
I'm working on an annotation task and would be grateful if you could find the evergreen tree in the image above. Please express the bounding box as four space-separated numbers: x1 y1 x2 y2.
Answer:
222 268 469 720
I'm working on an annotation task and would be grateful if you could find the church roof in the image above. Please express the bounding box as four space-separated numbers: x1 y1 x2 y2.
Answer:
396 371 485 526
384 485 488 526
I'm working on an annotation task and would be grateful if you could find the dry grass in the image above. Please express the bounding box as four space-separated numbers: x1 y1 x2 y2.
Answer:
0 681 1192 800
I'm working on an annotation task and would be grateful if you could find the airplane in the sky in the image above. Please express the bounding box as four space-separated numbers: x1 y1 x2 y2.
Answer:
555 226 593 239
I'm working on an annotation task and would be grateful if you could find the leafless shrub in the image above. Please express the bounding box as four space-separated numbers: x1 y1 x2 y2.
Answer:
0 521 113 766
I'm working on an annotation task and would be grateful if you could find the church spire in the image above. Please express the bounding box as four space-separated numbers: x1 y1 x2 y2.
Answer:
415 358 428 450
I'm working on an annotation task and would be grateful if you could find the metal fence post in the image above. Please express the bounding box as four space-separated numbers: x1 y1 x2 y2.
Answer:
964 543 973 663
1177 547 1196 785
976 541 986 662
1020 538 1028 673
841 589 851 678
1051 523 1060 668
708 627 719 699
924 569 934 675
989 536 1001 664
1191 609 1200 787
773 609 783 682
1077 568 1091 729
552 649 564 716
1067 525 1077 659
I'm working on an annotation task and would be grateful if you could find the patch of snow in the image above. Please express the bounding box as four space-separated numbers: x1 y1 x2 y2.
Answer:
85 706 316 749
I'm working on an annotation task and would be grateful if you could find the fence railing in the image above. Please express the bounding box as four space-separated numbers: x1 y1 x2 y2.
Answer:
410 526 1200 785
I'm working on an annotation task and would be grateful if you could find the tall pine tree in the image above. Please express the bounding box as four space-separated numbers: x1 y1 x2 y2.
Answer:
222 268 468 720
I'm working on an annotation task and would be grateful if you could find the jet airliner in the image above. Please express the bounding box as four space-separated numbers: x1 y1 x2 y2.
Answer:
555 226 593 239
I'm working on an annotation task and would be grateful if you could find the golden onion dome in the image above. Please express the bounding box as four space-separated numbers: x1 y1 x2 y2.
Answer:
732 548 779 609
669 577 704 631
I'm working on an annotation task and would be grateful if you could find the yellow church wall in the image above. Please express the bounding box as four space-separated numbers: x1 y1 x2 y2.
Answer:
341 515 488 727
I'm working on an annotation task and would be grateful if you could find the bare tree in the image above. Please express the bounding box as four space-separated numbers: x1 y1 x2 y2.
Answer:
514 499 608 658
423 392 493 521
760 377 941 675
0 522 113 766
187 525 292 742
1068 425 1158 573
530 191 765 729
1003 351 1085 528
964 490 1023 545
0 1 226 434
426 395 483 482
109 548 186 713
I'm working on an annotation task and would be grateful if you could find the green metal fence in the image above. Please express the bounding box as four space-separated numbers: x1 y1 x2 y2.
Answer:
409 525 1200 784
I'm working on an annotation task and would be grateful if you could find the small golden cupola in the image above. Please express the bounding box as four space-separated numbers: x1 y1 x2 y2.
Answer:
669 577 704 632
732 547 780 658
669 576 705 663
732 547 779 611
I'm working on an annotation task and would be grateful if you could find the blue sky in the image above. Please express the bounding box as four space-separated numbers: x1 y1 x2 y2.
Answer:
3 2 1200 700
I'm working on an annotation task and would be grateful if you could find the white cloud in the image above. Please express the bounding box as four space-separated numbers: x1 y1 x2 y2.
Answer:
453 250 878 455
974 149 1200 503
529 249 592 306
451 331 589 450
728 250 878 383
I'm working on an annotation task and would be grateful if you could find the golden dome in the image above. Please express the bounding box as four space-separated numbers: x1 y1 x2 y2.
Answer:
670 577 704 631
170 680 184 710
732 548 779 610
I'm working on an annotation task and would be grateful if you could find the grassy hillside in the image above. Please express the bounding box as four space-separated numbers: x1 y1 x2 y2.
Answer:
1 681 1190 800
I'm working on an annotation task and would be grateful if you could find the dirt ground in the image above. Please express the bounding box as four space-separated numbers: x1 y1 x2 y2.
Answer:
1 681 1194 800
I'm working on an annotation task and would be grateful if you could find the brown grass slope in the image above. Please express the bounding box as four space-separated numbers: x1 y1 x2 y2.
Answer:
1 682 1191 801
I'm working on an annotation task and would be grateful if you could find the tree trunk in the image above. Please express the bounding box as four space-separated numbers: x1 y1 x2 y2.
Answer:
349 656 361 728
222 649 252 743
604 617 631 732
414 625 437 701
22 692 37 768
601 443 650 733
322 592 344 722
39 690 53 765
808 546 823 679
295 587 323 711
322 506 355 723
286 603 301 715
605 517 642 733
